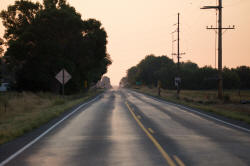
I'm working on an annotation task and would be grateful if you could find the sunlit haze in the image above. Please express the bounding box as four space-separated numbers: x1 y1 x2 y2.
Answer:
1 0 250 85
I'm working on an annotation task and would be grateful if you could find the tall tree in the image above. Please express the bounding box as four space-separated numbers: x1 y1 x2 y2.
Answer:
0 0 41 42
0 38 4 81
0 38 3 57
1 0 111 93
235 66 250 89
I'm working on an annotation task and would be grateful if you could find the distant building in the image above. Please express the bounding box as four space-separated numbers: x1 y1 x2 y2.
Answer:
96 76 112 89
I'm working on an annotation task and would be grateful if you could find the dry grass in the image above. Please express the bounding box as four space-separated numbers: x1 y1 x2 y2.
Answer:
132 86 250 124
0 90 102 145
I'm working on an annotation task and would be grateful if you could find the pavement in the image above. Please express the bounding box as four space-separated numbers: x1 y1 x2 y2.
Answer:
1 88 250 166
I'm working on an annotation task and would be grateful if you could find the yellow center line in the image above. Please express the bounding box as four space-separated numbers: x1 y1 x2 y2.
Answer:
173 155 186 166
148 128 155 134
125 102 176 166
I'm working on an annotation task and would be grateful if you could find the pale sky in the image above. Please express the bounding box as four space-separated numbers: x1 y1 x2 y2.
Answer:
1 0 250 85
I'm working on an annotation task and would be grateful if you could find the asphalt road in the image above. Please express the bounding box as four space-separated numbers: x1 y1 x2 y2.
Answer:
1 89 250 166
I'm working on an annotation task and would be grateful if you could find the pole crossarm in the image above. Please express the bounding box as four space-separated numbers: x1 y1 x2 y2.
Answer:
201 6 221 9
172 53 185 55
206 27 235 30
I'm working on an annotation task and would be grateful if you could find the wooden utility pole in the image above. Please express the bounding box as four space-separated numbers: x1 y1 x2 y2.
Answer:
172 13 185 95
177 13 181 94
177 13 180 74
201 0 235 99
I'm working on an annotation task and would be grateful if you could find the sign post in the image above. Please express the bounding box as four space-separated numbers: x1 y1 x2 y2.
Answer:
55 69 71 96
157 80 162 97
84 80 88 89
175 77 181 95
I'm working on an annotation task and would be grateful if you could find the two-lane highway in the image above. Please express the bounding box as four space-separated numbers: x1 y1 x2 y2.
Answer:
1 89 250 166
124 89 250 166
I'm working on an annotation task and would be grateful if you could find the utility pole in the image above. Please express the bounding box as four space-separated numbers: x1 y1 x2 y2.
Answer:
172 13 185 95
177 13 180 74
201 0 235 99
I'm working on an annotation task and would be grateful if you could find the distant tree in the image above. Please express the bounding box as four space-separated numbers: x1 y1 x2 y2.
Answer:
198 66 218 89
126 55 176 89
0 38 4 56
127 66 138 85
119 77 128 87
234 66 250 89
222 67 240 89
0 38 4 81
0 58 2 81
136 55 159 86
126 54 250 90
136 55 175 87
1 0 111 93
43 0 64 9
152 56 176 89
180 61 199 89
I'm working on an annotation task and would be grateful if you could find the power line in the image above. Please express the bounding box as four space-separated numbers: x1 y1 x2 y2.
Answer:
171 32 176 62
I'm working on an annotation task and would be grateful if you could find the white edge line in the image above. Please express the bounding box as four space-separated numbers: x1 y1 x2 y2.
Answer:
0 95 101 166
130 90 250 133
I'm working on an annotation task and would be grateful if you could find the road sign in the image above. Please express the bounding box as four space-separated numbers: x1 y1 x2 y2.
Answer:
136 81 142 85
55 69 71 85
175 77 181 87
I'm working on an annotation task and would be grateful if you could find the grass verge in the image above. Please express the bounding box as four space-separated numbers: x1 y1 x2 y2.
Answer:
0 89 103 145
130 86 250 124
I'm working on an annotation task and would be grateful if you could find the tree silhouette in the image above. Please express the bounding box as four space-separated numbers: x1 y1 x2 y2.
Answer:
0 0 111 93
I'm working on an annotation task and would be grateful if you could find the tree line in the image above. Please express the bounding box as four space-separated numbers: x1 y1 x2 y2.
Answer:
125 54 250 90
0 0 111 93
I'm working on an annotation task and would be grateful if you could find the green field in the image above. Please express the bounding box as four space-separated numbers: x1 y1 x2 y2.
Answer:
132 86 250 124
0 89 103 145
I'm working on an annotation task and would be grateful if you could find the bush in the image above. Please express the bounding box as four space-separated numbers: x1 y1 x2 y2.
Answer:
224 94 231 103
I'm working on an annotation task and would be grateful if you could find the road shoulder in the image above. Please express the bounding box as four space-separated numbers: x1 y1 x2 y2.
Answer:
0 92 102 164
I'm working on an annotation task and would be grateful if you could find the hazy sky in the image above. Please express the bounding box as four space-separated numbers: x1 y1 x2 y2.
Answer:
1 0 250 85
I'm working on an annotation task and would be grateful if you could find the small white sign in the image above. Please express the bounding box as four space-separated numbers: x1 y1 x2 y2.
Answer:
174 77 181 87
55 69 71 85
